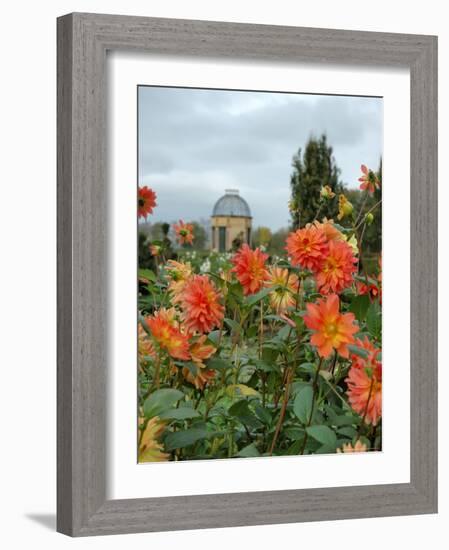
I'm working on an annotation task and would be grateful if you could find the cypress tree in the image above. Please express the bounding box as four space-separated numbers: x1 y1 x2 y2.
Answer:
289 134 344 228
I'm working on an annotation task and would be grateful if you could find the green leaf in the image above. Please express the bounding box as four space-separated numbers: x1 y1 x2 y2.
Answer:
164 428 209 451
366 302 381 338
284 427 305 440
324 404 338 423
331 222 349 233
319 370 332 382
158 407 201 421
264 314 287 322
245 287 272 306
262 345 280 363
276 259 291 268
349 294 370 321
336 426 358 438
226 384 260 398
237 443 261 458
262 340 285 352
347 344 369 359
306 425 337 448
228 400 261 429
293 385 313 425
206 330 221 346
254 404 272 425
292 312 305 333
228 399 252 418
355 274 378 286
138 268 157 283
254 358 279 373
224 317 241 335
246 325 258 338
277 324 292 341
291 381 313 396
143 389 184 418
333 414 359 427
286 439 304 455
315 443 337 454
206 357 233 370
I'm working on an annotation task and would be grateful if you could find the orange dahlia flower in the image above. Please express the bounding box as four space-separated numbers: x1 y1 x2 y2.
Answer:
138 186 157 219
144 310 190 360
285 225 329 272
349 336 381 371
138 417 169 463
356 280 380 301
358 164 380 194
337 440 368 453
303 294 358 358
166 260 193 299
315 240 358 295
183 335 217 390
138 324 156 363
174 220 194 245
310 219 344 243
231 244 269 295
178 274 224 334
346 337 382 425
265 267 300 313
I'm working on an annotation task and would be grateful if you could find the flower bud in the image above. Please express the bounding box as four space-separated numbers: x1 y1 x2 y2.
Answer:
320 185 335 200
365 212 374 225
150 244 161 256
337 195 354 220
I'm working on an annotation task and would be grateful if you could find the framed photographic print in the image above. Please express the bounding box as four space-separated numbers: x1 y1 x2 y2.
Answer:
57 13 438 536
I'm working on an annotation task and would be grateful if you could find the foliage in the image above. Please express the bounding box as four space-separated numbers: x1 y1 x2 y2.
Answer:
289 134 344 228
251 227 292 258
252 226 273 248
138 166 383 462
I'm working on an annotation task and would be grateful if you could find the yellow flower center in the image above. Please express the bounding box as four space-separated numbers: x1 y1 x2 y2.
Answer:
323 256 339 273
324 321 339 340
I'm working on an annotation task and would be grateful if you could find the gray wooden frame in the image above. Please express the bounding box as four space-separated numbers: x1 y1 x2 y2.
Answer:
57 12 438 537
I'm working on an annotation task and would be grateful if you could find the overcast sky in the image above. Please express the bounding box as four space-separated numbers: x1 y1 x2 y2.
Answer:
138 86 382 231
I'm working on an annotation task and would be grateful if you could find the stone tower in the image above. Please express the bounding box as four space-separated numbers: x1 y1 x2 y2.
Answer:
210 189 252 252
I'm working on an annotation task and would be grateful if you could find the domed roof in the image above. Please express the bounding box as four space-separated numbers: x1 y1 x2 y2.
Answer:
212 189 251 218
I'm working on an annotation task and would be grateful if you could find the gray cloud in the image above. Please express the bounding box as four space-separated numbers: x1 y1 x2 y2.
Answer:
139 87 382 230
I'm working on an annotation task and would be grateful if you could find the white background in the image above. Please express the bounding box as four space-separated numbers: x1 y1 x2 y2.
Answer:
0 1 445 549
109 54 410 499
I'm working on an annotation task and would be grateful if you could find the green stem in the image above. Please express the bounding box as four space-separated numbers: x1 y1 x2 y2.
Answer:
262 373 267 408
354 192 369 225
354 199 382 230
154 355 161 389
269 366 293 455
315 201 324 221
330 350 338 377
299 357 323 455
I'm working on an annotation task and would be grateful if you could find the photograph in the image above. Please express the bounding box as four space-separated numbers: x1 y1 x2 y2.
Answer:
137 85 383 463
